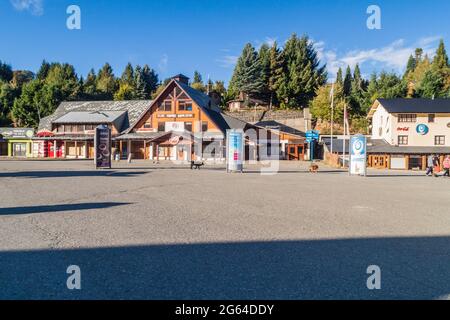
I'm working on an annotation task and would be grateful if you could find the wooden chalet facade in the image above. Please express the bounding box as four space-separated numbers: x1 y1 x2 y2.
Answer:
34 74 307 162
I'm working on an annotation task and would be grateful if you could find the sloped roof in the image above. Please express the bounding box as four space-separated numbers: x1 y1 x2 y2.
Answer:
38 100 152 133
53 111 126 124
377 98 450 114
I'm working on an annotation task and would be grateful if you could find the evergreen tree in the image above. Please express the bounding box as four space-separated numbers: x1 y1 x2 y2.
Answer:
405 55 416 77
310 83 347 124
0 60 13 83
191 71 206 92
416 69 445 98
121 63 135 86
228 43 264 99
336 67 343 85
280 34 327 108
258 43 271 102
96 63 118 99
349 64 365 115
142 65 158 96
82 69 98 99
134 65 147 100
268 41 285 108
343 65 353 96
432 39 449 71
36 60 51 81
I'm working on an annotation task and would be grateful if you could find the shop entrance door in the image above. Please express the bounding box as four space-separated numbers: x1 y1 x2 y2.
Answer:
13 143 27 157
286 144 302 160
371 155 388 169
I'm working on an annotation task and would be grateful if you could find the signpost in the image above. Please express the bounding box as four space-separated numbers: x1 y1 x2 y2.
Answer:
94 125 112 169
305 130 320 161
349 134 367 176
226 129 244 173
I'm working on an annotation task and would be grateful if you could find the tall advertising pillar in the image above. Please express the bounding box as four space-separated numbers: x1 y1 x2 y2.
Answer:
349 134 367 176
226 129 244 173
94 125 112 169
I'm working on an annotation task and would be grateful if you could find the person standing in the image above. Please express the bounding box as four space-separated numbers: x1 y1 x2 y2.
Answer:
443 155 450 177
426 154 434 176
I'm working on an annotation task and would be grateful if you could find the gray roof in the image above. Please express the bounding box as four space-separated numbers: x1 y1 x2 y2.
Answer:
38 100 152 133
377 98 450 114
53 111 127 128
324 137 450 155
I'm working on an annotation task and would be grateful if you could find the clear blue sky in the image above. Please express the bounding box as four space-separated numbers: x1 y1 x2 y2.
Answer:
1 0 449 83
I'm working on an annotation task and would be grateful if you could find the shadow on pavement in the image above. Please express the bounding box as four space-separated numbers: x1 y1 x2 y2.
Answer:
1 236 450 300
0 171 150 179
0 202 131 216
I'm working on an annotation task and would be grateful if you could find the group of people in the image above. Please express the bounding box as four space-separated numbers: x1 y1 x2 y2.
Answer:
426 154 450 177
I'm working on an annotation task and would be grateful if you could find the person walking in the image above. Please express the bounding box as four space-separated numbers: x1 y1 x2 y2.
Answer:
426 154 434 176
443 155 450 177
433 155 441 177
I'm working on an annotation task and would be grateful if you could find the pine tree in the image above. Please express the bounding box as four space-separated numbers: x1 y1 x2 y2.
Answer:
258 43 271 103
191 71 206 92
229 43 264 99
96 63 118 99
336 68 343 85
405 55 416 77
0 60 13 83
82 69 98 99
134 65 147 100
432 39 449 71
281 34 327 108
349 64 365 115
268 41 285 108
121 63 135 87
343 65 353 96
142 65 158 96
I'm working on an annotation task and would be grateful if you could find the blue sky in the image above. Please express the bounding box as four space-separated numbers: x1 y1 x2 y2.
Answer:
1 0 449 83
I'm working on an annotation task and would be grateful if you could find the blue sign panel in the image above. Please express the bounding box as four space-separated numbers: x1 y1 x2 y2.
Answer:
416 124 429 135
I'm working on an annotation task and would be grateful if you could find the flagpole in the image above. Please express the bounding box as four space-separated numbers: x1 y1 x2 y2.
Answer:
343 103 347 168
330 83 335 154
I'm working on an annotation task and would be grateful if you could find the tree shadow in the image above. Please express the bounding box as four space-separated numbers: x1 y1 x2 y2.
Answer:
0 202 131 216
0 171 150 179
2 236 450 300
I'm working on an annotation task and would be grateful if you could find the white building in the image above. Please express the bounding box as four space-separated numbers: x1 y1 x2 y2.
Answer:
367 98 450 170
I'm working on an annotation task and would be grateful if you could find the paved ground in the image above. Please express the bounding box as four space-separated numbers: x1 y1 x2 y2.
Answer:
1 159 450 300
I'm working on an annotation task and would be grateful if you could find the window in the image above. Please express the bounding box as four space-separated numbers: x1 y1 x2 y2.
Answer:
65 125 74 133
185 122 192 132
143 122 152 129
428 114 435 123
76 125 84 132
435 135 445 146
178 101 193 111
398 114 417 123
158 100 172 111
85 124 95 131
202 121 208 132
56 125 64 133
398 135 408 145
158 122 165 132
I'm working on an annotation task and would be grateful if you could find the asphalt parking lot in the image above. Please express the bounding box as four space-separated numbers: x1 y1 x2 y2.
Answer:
1 160 450 300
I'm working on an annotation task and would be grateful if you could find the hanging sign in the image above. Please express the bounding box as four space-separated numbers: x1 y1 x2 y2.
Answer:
349 134 367 176
226 129 244 172
94 125 112 169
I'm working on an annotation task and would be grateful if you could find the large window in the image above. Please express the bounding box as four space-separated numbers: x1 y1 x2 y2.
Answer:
158 122 165 132
178 101 193 111
435 135 445 146
398 114 417 123
398 135 408 145
159 100 172 112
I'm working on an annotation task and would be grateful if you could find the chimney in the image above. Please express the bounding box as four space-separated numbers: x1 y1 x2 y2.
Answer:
172 74 190 85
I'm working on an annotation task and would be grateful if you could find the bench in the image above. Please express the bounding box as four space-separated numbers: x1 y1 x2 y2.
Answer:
190 161 204 170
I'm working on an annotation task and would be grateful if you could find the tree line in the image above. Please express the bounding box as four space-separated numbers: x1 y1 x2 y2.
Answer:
1 35 450 131
309 39 450 133
0 61 160 128
228 33 327 109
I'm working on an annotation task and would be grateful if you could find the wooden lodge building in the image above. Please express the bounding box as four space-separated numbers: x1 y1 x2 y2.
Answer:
34 74 306 161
